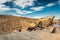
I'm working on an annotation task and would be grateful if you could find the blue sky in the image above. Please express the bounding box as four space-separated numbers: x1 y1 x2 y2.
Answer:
0 0 60 19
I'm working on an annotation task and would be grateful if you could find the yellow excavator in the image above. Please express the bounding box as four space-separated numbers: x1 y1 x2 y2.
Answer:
28 16 55 33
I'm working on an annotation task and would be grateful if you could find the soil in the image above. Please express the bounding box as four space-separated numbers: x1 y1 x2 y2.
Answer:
0 29 60 40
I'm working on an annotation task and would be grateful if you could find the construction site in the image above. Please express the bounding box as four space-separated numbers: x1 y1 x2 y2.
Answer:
0 15 60 40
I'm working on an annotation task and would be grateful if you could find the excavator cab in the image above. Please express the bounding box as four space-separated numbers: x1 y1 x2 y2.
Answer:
37 21 44 29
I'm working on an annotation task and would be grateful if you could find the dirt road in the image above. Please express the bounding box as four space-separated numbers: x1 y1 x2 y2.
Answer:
0 29 60 40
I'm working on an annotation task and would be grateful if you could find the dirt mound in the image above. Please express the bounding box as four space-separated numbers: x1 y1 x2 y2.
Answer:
0 15 38 34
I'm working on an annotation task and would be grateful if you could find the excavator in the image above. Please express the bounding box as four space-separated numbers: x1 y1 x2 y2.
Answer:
28 16 55 33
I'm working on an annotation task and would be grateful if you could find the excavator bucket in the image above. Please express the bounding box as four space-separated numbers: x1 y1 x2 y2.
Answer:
48 26 56 33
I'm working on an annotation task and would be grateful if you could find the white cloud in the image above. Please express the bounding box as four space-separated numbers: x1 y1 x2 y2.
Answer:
0 4 32 15
46 3 55 7
30 6 45 11
10 13 21 16
12 14 21 16
32 16 40 19
0 4 11 11
14 8 32 14
0 4 13 15
14 0 36 9
0 0 12 4
58 0 60 4
0 0 33 15
31 15 50 19
0 0 13 12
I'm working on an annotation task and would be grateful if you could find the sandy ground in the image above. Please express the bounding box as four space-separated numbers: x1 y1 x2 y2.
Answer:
0 29 60 40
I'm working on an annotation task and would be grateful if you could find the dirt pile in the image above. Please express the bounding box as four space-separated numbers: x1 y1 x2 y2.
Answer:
0 15 38 34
